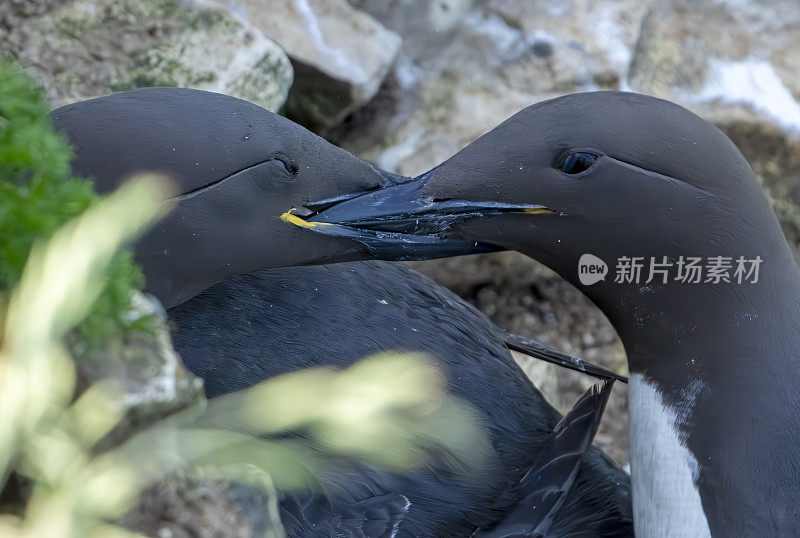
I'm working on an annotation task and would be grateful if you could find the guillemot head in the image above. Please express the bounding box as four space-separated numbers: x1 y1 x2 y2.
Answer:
302 91 795 371
298 91 800 535
52 88 494 308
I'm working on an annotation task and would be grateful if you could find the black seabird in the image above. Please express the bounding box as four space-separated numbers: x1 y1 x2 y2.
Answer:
306 91 800 536
52 87 489 309
53 88 632 535
171 263 631 536
51 87 620 383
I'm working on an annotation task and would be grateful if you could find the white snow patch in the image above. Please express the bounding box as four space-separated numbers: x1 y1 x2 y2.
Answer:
528 28 556 45
692 58 800 136
628 373 711 537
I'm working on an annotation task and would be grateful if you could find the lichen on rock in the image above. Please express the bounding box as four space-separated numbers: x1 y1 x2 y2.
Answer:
5 0 293 112
68 292 206 450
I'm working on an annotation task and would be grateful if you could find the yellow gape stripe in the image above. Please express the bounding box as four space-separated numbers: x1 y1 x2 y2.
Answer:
280 210 335 229
523 207 555 215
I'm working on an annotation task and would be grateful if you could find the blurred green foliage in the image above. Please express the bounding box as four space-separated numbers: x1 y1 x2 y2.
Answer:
0 176 485 536
0 56 145 340
0 175 172 537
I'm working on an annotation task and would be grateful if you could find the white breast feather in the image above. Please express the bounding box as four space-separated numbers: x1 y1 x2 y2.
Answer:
628 373 711 537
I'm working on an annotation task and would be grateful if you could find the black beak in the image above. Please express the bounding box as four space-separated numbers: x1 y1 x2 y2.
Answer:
284 177 552 261
286 179 627 384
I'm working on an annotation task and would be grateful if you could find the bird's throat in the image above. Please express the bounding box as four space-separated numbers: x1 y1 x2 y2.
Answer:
622 264 800 535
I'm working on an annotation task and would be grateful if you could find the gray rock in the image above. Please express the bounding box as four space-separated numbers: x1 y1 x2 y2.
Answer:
120 469 283 538
69 292 205 448
356 74 546 177
486 0 651 91
221 0 401 131
5 0 293 112
628 0 800 134
0 0 63 36
340 0 652 175
351 0 477 64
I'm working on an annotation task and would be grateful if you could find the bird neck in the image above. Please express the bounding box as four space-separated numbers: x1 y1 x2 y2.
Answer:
617 246 800 536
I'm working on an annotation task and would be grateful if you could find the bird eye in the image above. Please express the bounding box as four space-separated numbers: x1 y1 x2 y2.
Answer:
557 152 597 174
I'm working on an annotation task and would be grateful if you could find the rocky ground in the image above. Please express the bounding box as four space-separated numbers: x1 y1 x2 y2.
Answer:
3 0 800 526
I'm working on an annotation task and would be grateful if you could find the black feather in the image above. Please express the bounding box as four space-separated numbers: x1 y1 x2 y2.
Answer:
169 261 633 536
475 381 614 537
281 490 410 537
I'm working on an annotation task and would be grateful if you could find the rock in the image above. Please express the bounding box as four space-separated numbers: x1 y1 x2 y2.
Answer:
350 0 477 64
69 292 205 448
222 0 401 131
335 0 652 175
4 0 293 111
120 469 283 538
486 0 650 91
0 0 63 35
628 0 800 134
352 74 553 177
67 292 282 537
322 65 421 154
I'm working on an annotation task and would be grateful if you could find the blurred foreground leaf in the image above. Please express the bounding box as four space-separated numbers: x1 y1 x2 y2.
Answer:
0 174 171 537
0 173 487 537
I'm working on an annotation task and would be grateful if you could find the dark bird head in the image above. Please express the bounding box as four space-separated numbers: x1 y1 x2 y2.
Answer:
305 91 798 370
302 91 800 536
52 88 412 307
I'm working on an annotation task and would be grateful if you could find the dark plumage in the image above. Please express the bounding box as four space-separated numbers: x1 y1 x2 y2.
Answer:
279 490 411 537
51 87 394 308
308 91 800 535
170 261 632 536
52 88 632 536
